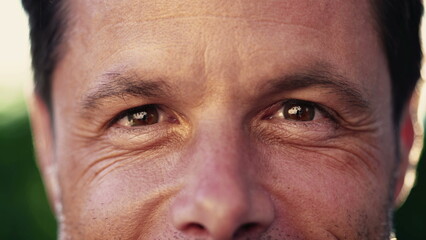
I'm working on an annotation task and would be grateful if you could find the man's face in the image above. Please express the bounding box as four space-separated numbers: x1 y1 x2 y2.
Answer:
37 0 400 239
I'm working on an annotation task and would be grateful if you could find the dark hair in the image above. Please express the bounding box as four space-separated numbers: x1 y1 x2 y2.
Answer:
21 0 68 111
22 0 423 123
373 0 423 122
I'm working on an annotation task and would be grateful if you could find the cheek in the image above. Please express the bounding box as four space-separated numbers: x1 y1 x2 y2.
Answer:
258 143 393 235
76 168 176 238
55 138 183 238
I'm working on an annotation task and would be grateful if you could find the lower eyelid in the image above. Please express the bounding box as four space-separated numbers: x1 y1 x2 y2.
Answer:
253 120 340 147
106 119 188 151
107 125 170 149
111 122 165 134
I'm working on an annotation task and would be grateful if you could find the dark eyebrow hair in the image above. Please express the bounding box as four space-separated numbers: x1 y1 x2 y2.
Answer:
81 64 370 114
265 66 371 111
81 72 173 110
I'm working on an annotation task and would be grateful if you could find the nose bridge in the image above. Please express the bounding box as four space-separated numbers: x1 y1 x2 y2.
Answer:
171 111 274 239
189 100 249 168
190 114 250 217
195 112 247 162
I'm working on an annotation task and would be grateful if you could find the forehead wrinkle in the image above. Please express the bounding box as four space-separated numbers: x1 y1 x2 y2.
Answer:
72 0 347 42
83 0 335 22
93 16 329 40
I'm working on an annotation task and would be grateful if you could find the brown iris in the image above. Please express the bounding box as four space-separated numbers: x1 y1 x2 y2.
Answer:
283 101 315 121
126 105 159 126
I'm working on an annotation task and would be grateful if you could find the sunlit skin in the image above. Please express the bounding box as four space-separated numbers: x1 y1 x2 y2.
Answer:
29 0 412 239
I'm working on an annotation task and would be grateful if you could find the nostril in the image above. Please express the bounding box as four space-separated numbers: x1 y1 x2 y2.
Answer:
182 223 208 236
233 222 264 238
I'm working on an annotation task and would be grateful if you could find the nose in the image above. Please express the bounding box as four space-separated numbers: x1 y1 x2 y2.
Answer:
171 124 274 239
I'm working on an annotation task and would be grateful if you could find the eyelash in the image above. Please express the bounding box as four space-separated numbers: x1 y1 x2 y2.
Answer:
263 99 336 121
107 104 161 127
107 99 339 132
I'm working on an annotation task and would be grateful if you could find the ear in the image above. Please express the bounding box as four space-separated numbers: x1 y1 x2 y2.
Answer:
393 107 414 202
28 94 61 216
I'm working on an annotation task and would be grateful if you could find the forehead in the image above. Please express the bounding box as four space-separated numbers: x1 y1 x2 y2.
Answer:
55 0 387 110
68 0 377 58
72 0 374 28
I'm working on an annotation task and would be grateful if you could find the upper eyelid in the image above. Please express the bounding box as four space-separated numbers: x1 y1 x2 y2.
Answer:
302 101 337 121
107 104 162 128
107 99 337 130
299 101 333 118
275 99 337 121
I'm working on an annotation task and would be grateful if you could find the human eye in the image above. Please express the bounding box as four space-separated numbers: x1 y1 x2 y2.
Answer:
273 99 329 122
109 104 180 130
115 104 162 127
256 99 340 143
104 104 184 149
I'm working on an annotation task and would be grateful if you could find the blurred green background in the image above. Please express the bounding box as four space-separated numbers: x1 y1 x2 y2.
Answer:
1 1 426 239
395 123 426 240
0 109 56 239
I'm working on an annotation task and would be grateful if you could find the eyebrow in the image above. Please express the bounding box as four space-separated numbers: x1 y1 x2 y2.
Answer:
81 64 370 113
264 67 371 111
81 72 173 110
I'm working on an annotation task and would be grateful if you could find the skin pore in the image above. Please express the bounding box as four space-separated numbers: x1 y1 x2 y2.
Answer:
30 0 407 239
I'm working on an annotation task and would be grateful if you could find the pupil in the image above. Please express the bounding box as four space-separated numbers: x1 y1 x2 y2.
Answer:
127 105 159 126
283 102 315 121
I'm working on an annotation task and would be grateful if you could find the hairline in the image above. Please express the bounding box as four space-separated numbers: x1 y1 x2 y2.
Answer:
41 0 413 126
